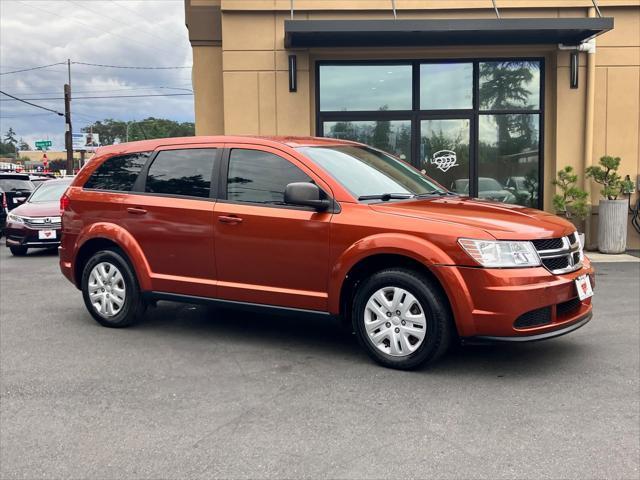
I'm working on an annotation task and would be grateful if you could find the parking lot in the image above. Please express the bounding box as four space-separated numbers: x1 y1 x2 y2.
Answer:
0 246 638 479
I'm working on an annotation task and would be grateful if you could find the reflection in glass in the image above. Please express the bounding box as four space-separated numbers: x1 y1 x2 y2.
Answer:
479 61 541 110
420 119 470 192
145 149 214 198
227 149 310 205
323 120 412 163
420 63 473 110
319 65 412 112
478 114 540 207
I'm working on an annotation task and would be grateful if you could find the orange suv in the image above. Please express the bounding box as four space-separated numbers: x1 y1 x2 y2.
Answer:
59 136 594 369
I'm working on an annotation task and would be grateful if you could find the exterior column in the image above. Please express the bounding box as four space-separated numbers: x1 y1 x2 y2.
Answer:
185 0 224 135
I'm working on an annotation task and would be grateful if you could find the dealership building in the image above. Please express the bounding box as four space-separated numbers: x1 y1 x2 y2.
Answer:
184 0 639 249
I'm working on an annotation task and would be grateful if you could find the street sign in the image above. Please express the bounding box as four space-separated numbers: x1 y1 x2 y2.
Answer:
35 140 52 150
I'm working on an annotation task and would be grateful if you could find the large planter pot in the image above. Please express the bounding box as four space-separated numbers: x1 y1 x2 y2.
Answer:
598 199 628 254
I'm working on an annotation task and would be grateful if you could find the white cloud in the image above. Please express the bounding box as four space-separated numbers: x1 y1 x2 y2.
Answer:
0 0 193 150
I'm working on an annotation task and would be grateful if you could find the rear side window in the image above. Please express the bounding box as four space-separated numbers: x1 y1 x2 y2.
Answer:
227 149 311 205
84 152 150 191
145 149 216 199
0 178 33 191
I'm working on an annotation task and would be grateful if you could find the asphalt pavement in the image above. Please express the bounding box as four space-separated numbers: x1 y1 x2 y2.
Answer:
1 246 639 479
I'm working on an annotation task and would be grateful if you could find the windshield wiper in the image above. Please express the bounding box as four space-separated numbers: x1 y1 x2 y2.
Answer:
358 193 414 201
414 190 457 198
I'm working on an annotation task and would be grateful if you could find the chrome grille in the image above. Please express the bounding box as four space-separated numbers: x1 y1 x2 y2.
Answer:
534 232 583 275
23 216 61 229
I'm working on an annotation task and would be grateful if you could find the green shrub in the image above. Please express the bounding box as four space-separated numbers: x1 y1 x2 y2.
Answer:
585 156 635 200
552 166 589 221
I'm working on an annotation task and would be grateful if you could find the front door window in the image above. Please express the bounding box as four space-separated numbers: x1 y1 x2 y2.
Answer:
317 59 543 208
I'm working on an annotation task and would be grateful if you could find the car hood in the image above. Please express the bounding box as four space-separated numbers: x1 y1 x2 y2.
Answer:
11 201 60 218
370 196 575 240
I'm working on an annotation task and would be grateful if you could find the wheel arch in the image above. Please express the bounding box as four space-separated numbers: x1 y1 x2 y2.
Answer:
331 234 457 333
74 223 152 291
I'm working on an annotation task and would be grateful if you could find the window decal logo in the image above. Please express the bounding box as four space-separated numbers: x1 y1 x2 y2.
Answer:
431 150 458 173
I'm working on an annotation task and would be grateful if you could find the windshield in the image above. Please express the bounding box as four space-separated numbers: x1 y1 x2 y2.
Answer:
298 145 443 199
479 178 504 191
0 178 34 192
28 181 71 203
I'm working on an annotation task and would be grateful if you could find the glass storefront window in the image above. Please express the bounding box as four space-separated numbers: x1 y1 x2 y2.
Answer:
478 114 540 207
479 61 541 110
420 63 473 110
317 59 543 208
322 120 412 163
420 119 470 192
319 64 412 112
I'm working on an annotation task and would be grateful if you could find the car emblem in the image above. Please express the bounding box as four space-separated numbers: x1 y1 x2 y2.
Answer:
44 217 51 224
431 150 458 173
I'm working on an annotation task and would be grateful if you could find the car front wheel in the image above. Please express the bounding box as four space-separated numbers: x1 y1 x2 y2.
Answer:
352 268 452 370
81 249 146 328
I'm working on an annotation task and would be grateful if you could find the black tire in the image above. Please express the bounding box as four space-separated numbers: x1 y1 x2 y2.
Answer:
352 268 452 370
81 249 146 328
9 246 28 256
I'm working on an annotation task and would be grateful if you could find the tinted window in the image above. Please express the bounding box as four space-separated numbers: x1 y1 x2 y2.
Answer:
145 149 215 198
0 178 33 191
227 149 310 205
84 152 150 191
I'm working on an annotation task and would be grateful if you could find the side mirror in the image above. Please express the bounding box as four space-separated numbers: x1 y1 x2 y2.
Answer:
284 182 330 211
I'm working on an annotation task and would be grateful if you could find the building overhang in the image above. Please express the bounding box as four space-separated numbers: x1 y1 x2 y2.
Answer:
284 18 614 49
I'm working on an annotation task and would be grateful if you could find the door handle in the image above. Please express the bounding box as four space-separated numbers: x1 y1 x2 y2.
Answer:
127 207 147 215
218 215 243 224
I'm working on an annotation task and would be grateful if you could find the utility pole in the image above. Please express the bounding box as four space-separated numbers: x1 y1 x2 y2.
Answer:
64 59 73 174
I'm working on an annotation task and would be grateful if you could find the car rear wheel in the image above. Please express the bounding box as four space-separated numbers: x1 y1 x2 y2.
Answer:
81 249 146 328
9 246 28 256
352 268 452 370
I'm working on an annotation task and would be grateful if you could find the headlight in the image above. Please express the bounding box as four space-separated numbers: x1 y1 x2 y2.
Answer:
458 238 541 268
7 212 24 224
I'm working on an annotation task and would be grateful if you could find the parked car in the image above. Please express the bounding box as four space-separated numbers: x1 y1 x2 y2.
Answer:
29 173 55 187
59 136 594 370
4 178 72 256
0 173 34 211
0 173 34 235
505 175 539 206
451 177 517 204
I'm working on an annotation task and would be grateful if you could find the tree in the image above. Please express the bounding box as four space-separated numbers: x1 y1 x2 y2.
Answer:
552 166 588 220
82 117 195 145
586 156 635 200
18 138 31 151
4 127 18 148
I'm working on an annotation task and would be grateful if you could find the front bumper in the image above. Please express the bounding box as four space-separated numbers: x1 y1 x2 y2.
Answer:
4 222 61 249
432 257 595 340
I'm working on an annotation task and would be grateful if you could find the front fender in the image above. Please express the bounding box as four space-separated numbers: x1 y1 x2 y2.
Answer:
328 233 455 314
76 222 152 291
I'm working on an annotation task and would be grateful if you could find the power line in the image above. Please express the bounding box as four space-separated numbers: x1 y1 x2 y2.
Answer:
0 93 193 101
0 62 66 75
0 91 64 116
106 0 186 43
66 0 185 51
72 62 190 70
6 85 193 96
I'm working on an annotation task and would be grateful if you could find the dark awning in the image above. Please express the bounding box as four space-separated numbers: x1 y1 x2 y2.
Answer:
284 18 614 49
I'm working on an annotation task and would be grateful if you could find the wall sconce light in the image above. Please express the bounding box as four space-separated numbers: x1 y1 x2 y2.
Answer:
570 51 579 89
288 55 297 92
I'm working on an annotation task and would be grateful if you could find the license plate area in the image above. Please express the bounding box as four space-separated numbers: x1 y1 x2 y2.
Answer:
575 274 593 300
38 229 56 240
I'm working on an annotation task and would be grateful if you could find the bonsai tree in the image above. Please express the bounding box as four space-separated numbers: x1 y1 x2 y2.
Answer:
586 156 635 200
552 166 588 220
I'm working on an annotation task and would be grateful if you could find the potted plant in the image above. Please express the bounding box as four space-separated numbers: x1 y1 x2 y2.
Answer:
586 156 635 254
552 166 589 245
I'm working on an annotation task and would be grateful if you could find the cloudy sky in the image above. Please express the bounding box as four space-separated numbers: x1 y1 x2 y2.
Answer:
0 0 193 150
